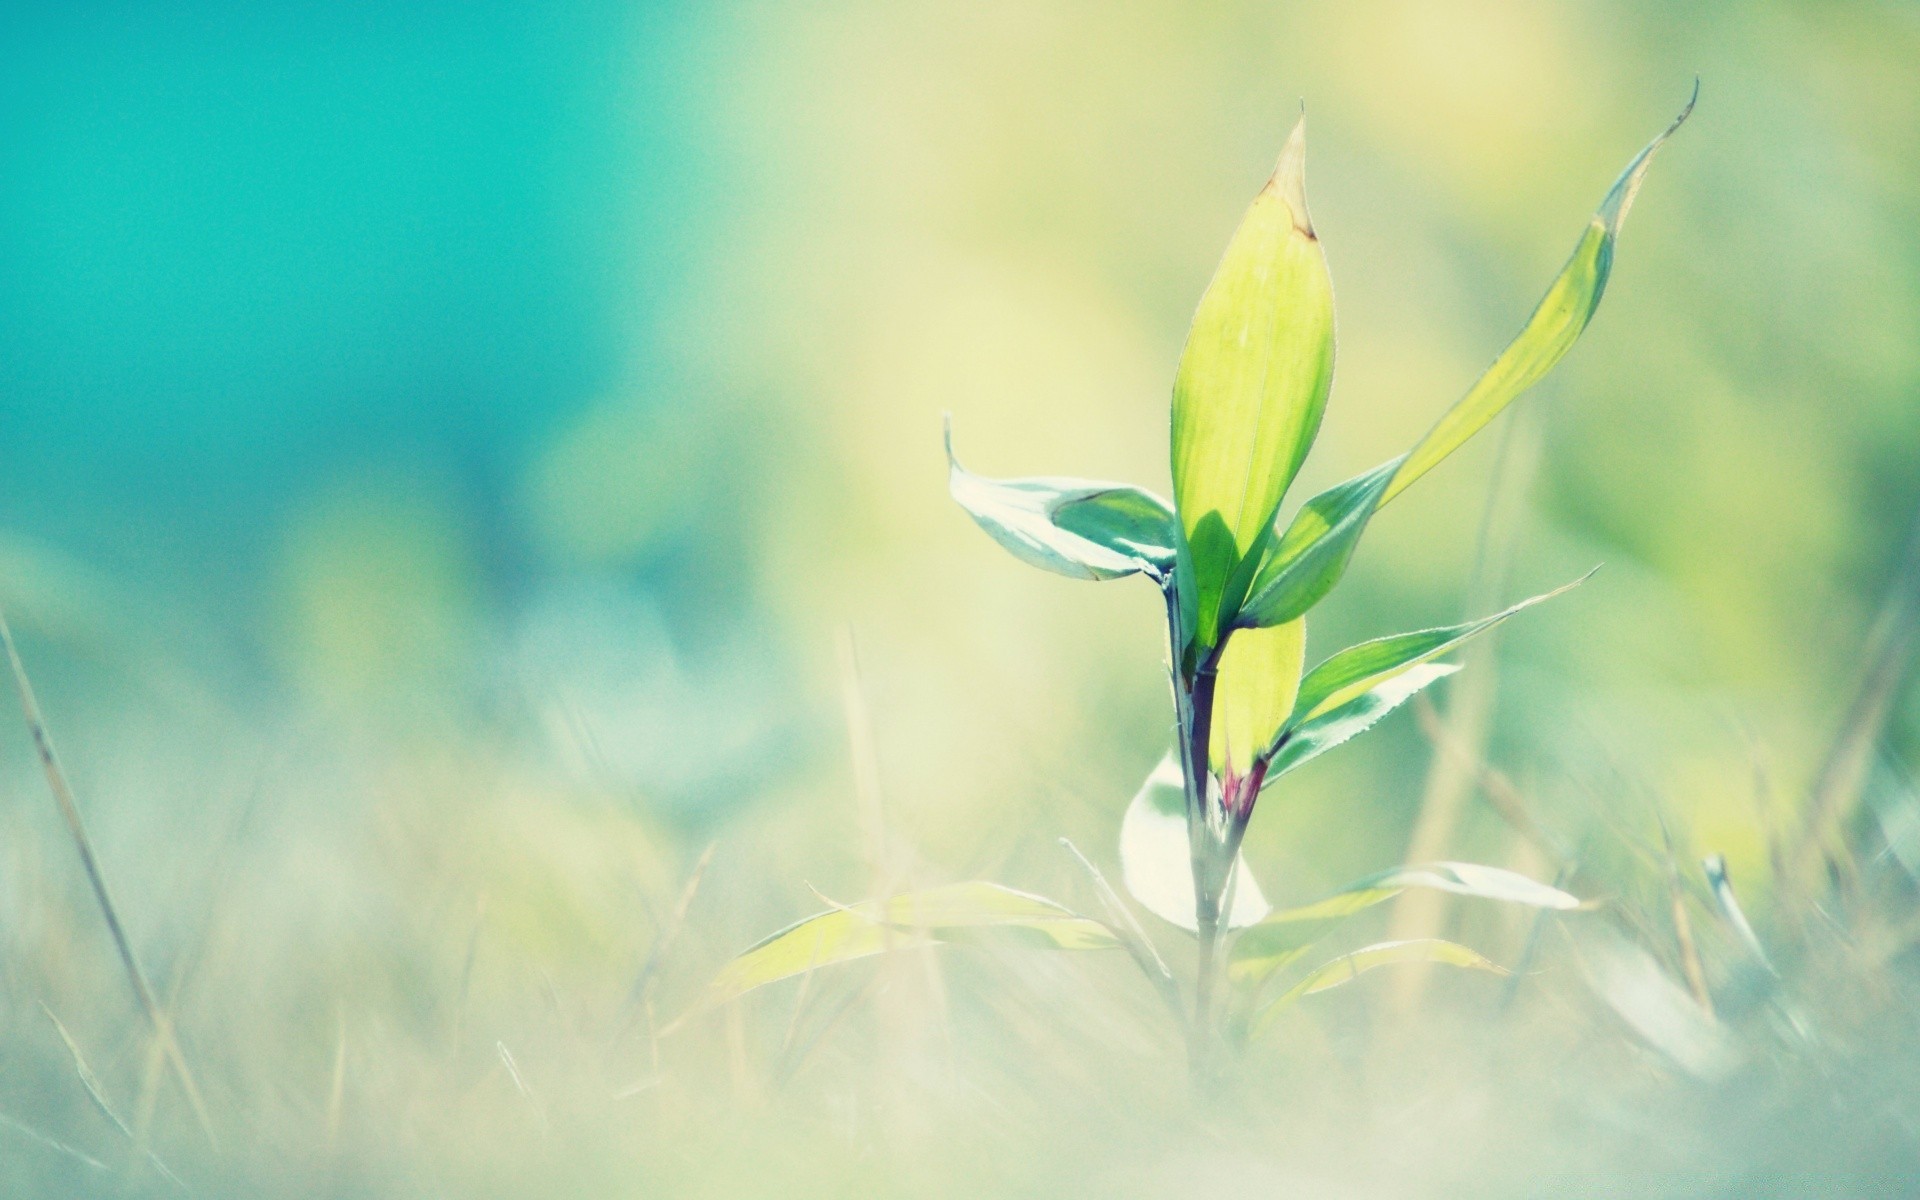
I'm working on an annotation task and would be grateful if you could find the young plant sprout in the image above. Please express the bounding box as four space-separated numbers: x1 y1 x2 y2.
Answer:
702 88 1694 1079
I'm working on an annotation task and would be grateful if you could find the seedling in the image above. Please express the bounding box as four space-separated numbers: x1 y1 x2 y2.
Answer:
703 89 1694 1080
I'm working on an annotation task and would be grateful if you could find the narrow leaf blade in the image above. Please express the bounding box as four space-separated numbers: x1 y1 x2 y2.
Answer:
1266 661 1459 779
1230 861 1576 988
1289 571 1594 725
1382 86 1695 507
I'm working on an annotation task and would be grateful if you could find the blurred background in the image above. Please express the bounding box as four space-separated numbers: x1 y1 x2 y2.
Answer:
3 1 1919 1195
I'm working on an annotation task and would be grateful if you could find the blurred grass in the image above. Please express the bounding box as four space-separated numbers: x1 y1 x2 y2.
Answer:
3 0 1920 1194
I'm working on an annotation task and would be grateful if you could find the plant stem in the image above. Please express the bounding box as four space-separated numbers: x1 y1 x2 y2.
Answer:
1162 578 1241 1087
1190 903 1220 1085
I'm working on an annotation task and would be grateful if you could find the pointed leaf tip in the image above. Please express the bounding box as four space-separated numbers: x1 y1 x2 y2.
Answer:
1266 115 1313 237
1381 92 1693 508
1171 112 1335 648
1600 80 1699 231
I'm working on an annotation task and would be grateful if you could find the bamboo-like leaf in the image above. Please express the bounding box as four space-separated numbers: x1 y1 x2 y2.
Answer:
1247 938 1506 1039
700 882 1119 1008
1119 753 1269 932
1237 456 1403 630
1230 862 1577 987
1210 618 1306 776
1701 853 1775 975
1381 86 1695 507
1265 661 1459 779
1573 926 1738 1079
1171 117 1336 649
1287 571 1594 726
946 421 1177 582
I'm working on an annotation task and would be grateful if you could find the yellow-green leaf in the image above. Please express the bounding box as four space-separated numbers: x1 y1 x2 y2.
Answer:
1209 618 1306 776
1237 456 1402 630
1229 862 1577 988
1286 571 1593 726
699 882 1119 1009
1171 117 1336 648
1381 85 1695 507
1248 938 1506 1039
1265 661 1459 780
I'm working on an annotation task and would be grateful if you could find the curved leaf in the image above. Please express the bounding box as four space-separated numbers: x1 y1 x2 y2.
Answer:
1382 85 1696 507
1247 938 1506 1039
1265 661 1458 779
1289 571 1594 725
1238 456 1403 630
1119 753 1269 932
1230 862 1577 987
1574 926 1737 1079
1172 117 1336 648
946 421 1176 582
1210 619 1306 776
701 882 1119 1008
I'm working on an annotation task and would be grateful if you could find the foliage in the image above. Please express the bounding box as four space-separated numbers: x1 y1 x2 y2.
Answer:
714 91 1694 1077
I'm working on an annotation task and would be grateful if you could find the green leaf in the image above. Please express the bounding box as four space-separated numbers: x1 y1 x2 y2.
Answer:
1230 862 1577 988
1171 117 1336 648
1287 571 1594 726
1247 938 1506 1039
1119 753 1269 932
1265 661 1458 779
1237 456 1403 630
1381 85 1696 507
946 420 1177 582
1210 619 1306 776
700 882 1119 1008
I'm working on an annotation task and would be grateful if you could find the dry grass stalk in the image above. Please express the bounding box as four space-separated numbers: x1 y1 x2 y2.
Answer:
0 611 218 1150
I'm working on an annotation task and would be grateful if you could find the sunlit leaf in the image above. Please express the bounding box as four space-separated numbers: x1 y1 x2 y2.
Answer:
1237 456 1402 630
1381 86 1695 506
1230 862 1577 987
1287 572 1594 726
1265 662 1459 779
946 420 1177 582
1171 117 1336 649
1247 938 1506 1038
701 882 1119 1008
1210 619 1306 775
1119 753 1269 932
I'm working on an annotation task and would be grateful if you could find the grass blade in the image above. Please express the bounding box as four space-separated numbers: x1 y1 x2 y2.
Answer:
0 611 218 1151
43 1006 189 1193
